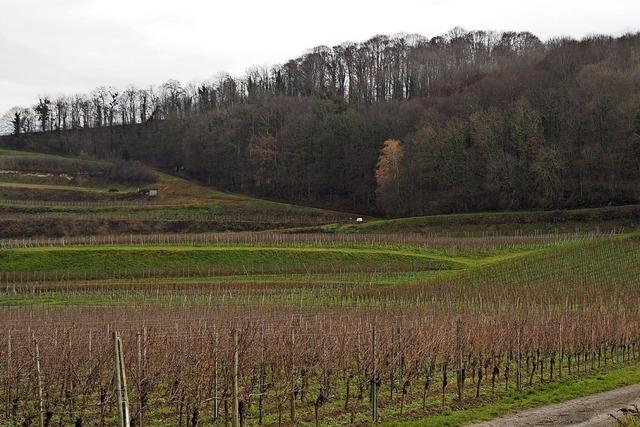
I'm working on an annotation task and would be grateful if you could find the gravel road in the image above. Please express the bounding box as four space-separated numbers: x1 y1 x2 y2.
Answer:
470 383 640 426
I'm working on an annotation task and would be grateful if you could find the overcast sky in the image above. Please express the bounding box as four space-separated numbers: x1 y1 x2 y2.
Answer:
1 0 639 115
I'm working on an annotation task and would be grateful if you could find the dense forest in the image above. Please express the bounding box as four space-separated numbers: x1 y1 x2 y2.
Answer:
2 28 640 215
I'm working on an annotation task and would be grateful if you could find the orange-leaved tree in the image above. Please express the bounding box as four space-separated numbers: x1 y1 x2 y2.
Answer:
375 139 404 215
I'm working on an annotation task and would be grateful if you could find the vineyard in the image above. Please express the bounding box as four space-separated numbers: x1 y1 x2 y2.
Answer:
1 230 640 426
1 150 640 425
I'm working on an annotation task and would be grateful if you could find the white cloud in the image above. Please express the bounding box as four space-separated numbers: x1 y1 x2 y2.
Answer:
1 0 639 114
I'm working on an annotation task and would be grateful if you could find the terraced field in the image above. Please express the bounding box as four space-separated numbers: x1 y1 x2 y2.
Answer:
2 231 640 426
2 149 640 426
0 149 351 237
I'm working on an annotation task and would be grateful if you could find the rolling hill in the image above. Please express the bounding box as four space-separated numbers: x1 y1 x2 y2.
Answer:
0 149 353 237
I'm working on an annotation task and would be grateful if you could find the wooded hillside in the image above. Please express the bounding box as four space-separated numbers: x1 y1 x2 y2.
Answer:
2 28 640 215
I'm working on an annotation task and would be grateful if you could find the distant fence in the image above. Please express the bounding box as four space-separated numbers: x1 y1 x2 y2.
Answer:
0 198 165 208
0 230 607 250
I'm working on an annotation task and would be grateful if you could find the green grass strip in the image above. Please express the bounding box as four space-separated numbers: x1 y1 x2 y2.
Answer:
387 364 640 426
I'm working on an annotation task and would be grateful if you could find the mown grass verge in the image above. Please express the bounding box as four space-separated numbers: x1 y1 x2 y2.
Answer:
387 364 640 426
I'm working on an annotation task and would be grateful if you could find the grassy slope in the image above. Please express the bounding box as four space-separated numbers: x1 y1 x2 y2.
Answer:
298 204 640 236
0 150 352 234
448 233 639 290
0 229 573 279
1 233 625 307
0 245 468 274
0 236 561 307
0 148 320 208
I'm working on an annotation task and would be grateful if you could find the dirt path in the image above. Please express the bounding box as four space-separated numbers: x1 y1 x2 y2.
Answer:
470 383 640 426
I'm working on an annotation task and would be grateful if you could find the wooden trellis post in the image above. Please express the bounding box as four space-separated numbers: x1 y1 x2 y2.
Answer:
136 331 144 427
233 329 240 427
6 332 11 419
259 323 265 425
34 339 44 427
371 324 378 423
516 327 522 390
456 318 464 401
289 327 296 424
213 331 219 420
113 332 130 427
